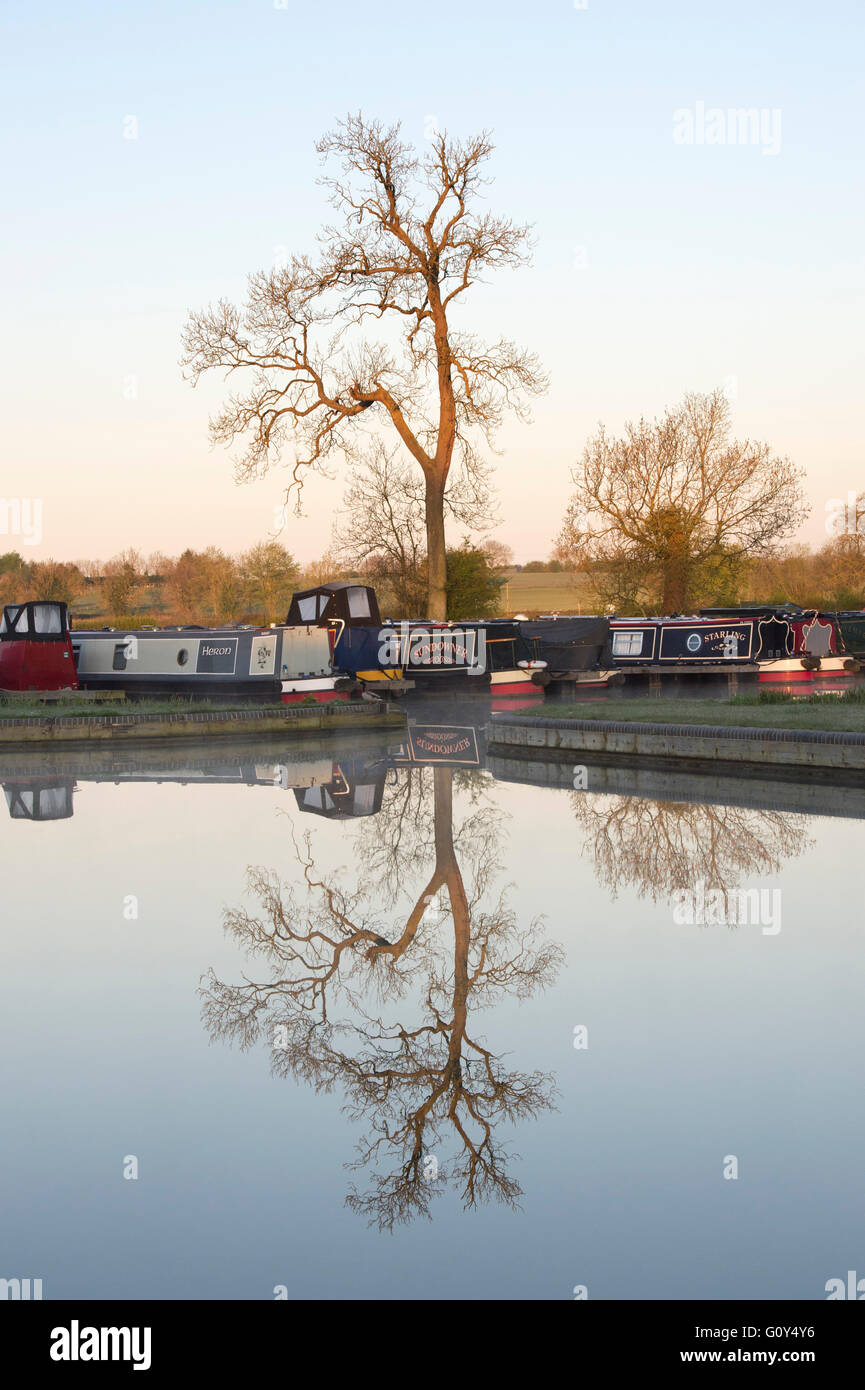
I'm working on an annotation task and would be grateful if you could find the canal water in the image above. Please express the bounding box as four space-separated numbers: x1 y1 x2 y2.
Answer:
1 705 863 1301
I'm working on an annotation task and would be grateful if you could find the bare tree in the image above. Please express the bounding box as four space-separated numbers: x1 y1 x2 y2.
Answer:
570 793 811 903
201 765 560 1228
480 538 514 571
558 390 808 613
331 437 493 615
182 114 546 618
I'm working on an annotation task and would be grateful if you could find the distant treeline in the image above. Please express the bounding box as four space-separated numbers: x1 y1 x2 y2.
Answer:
2 533 862 626
0 544 307 628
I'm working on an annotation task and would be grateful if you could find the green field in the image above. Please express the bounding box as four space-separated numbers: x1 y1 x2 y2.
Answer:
498 570 593 616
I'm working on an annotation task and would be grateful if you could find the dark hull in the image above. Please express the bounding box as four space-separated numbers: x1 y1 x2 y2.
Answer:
75 675 282 698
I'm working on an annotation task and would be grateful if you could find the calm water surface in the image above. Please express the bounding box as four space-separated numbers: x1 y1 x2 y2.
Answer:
1 705 863 1300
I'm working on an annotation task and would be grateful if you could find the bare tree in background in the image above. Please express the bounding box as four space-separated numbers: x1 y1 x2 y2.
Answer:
480 538 514 571
182 114 546 618
557 390 808 613
331 438 494 615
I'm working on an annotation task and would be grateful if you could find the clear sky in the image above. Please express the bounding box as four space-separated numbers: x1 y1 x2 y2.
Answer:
2 0 863 564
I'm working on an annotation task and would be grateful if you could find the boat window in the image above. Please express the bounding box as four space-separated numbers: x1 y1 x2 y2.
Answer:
112 643 128 671
32 604 63 634
1 605 28 635
37 786 69 818
612 631 643 656
302 787 335 811
177 648 189 666
347 588 371 619
352 784 376 814
298 597 318 622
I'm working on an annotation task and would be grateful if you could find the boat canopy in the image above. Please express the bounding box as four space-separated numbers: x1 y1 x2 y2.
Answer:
285 582 382 628
293 759 386 818
4 781 75 820
521 616 612 670
0 601 69 641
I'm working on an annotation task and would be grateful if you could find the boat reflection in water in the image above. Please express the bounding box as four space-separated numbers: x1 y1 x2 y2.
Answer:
203 749 562 1229
3 779 75 821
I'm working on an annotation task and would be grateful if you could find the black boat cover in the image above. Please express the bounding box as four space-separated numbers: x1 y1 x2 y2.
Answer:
520 617 612 671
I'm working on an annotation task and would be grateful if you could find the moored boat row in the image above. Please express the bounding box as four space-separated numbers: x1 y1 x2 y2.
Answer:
1 590 861 704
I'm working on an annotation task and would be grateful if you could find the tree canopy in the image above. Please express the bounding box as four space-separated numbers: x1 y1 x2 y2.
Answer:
557 389 808 613
182 114 545 618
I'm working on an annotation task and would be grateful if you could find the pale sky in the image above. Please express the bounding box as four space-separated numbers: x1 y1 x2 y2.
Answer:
2 0 863 564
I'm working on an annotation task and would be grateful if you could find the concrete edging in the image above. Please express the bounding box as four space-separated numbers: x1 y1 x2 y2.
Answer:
486 714 865 771
0 702 404 746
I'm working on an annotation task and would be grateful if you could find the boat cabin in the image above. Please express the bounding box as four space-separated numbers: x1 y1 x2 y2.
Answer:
0 601 78 691
285 582 401 682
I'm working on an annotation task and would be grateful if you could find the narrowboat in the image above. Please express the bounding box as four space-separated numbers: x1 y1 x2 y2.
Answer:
283 591 553 699
0 599 351 704
71 618 351 703
608 607 859 681
700 606 859 680
284 581 408 692
382 614 617 699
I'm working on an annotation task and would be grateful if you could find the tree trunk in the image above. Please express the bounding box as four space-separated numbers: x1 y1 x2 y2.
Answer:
661 550 691 614
425 472 448 620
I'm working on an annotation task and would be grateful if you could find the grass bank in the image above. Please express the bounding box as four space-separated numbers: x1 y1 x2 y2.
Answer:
532 688 865 734
0 695 306 718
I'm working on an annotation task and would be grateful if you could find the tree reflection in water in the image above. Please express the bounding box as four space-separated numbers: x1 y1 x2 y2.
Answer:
570 792 812 902
202 765 562 1230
